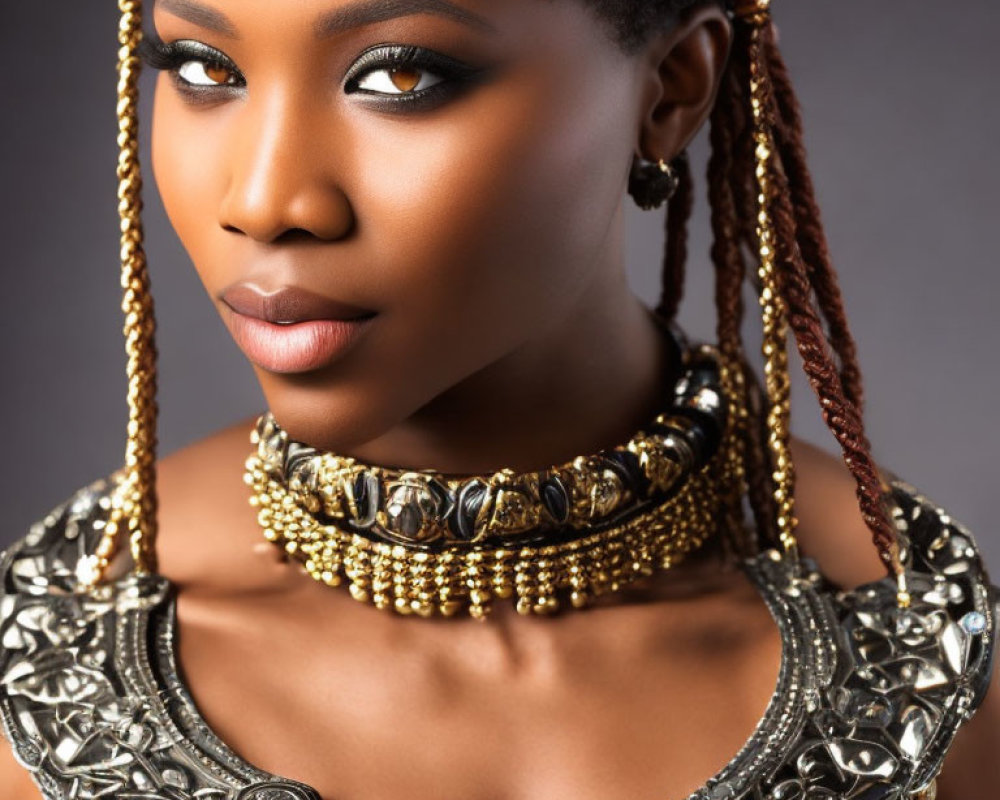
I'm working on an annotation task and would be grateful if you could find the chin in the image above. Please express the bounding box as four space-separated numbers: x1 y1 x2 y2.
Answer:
253 368 420 455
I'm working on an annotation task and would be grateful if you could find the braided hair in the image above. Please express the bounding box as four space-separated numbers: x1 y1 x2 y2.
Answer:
589 1 900 576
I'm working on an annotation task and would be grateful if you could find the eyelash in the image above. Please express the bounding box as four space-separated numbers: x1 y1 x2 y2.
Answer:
137 33 484 111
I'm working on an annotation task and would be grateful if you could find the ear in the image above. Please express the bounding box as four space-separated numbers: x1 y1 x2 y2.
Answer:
634 4 732 162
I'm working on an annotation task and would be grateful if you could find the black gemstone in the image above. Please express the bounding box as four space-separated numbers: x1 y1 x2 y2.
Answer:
665 409 720 464
617 449 651 494
455 480 490 541
602 453 636 489
541 476 570 523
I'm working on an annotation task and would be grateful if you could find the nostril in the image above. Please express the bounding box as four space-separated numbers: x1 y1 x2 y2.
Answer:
219 186 356 243
220 224 318 243
274 228 319 244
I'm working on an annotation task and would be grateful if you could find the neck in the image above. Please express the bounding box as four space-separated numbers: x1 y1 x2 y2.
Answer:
344 280 679 475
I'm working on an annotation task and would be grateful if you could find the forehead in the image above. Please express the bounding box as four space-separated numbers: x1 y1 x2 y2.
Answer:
151 0 502 38
148 0 636 70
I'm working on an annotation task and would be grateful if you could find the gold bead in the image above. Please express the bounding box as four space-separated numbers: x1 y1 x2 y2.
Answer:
348 583 370 603
439 600 463 617
493 582 514 600
414 602 435 618
394 597 413 615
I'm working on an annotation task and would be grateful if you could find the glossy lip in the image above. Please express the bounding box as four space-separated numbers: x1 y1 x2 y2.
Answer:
219 284 377 374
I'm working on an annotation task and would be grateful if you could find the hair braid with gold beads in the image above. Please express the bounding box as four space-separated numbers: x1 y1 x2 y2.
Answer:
79 0 159 590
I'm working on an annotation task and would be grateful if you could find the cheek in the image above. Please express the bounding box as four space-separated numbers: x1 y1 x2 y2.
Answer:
150 77 235 293
358 46 636 359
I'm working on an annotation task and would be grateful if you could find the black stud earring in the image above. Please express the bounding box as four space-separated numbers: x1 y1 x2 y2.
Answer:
628 153 685 210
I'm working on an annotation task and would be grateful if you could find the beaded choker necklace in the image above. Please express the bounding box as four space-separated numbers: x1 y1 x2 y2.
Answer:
244 341 747 619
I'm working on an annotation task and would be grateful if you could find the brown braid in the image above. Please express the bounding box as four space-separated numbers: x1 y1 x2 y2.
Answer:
767 171 898 563
649 8 900 576
765 43 865 411
706 68 745 360
656 153 694 321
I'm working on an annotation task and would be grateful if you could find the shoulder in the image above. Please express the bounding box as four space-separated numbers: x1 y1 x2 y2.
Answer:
155 414 257 556
157 414 259 494
791 436 918 588
153 414 281 591
2 412 294 601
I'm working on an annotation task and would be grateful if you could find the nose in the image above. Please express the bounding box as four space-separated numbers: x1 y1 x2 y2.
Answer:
219 92 354 243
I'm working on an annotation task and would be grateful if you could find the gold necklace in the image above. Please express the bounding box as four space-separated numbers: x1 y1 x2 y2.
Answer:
245 342 748 619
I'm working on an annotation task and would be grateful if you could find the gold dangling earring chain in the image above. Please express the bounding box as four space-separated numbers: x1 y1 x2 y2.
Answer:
742 2 800 563
79 0 159 589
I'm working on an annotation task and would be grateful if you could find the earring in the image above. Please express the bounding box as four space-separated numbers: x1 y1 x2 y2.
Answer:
628 154 683 210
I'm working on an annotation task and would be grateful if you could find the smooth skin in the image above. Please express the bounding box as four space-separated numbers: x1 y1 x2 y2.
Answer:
2 0 997 797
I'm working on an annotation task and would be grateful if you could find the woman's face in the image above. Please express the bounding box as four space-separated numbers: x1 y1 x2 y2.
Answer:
150 0 673 452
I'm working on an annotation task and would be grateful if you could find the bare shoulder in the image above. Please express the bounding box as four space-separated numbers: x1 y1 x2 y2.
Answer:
156 414 259 504
788 436 887 589
154 414 280 590
0 737 45 799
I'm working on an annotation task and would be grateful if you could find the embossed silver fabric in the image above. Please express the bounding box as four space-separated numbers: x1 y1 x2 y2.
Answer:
0 476 996 800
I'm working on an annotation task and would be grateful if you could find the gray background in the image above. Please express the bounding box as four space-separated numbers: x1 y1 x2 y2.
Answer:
1 2 997 571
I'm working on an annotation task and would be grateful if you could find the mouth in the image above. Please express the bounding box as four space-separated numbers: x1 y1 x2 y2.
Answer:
219 283 377 374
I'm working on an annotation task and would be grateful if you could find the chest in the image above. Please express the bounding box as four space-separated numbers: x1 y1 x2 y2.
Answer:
174 590 783 800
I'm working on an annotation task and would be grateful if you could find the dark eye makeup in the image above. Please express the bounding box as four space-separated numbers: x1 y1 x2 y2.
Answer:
139 34 245 100
342 44 486 111
139 30 488 112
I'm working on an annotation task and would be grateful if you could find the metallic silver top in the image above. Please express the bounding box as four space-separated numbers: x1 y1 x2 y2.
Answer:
1 475 996 799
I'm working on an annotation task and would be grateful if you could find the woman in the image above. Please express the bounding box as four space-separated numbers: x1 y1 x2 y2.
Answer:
0 0 996 798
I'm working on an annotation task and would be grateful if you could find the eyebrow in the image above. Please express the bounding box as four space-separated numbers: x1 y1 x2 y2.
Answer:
314 0 498 37
156 0 498 40
157 0 239 38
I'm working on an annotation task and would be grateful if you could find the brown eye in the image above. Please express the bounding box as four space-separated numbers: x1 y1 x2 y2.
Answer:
178 60 239 87
357 66 442 95
205 64 236 85
389 68 421 92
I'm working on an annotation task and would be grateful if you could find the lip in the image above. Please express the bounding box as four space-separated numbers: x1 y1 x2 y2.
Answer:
219 284 376 374
220 284 376 324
